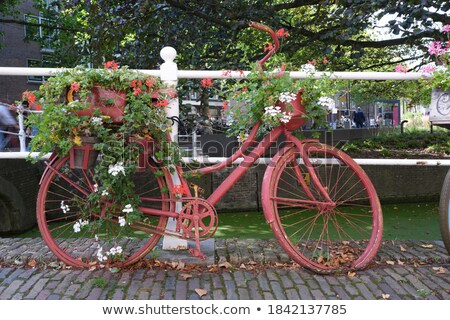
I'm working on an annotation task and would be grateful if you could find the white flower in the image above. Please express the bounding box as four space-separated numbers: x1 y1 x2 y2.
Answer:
91 117 103 125
73 221 81 233
118 216 126 227
280 113 292 123
122 204 133 214
108 162 125 176
278 92 297 103
318 97 335 111
300 63 316 73
93 184 98 192
101 190 109 197
97 247 107 262
109 247 117 255
60 201 70 214
95 234 99 242
115 246 123 254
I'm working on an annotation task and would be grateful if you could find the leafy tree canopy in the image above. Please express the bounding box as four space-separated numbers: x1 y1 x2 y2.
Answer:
23 0 448 71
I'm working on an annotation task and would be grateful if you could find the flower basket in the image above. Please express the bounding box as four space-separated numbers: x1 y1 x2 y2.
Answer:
69 136 100 169
276 90 306 131
72 86 127 123
72 87 177 123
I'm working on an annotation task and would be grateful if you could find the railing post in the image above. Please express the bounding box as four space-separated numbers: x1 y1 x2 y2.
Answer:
17 105 26 152
160 46 188 251
192 131 197 158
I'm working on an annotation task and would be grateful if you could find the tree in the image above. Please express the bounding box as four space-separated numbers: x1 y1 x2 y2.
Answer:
20 0 447 70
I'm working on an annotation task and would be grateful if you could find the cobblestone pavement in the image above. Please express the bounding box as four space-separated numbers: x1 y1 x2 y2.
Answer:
0 238 449 300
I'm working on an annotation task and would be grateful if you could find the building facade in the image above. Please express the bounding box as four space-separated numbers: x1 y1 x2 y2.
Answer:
0 0 53 104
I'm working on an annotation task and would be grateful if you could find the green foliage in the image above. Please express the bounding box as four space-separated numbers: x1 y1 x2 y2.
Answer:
218 61 336 138
25 62 182 249
341 129 450 156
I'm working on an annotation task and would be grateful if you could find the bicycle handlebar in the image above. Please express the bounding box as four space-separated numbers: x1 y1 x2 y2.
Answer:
249 21 280 70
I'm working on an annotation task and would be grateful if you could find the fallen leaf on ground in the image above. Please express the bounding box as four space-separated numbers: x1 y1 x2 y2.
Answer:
179 273 193 280
420 244 434 249
400 245 407 252
27 259 36 267
397 260 405 266
386 260 395 265
382 294 390 300
195 288 207 297
432 267 447 274
240 264 247 269
347 271 356 277
218 262 232 269
176 261 185 270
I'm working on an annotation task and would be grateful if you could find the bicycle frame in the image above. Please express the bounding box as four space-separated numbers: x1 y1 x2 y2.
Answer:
138 120 333 220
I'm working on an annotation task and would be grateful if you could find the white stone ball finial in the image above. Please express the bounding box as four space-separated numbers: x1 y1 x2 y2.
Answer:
160 46 177 83
160 46 177 63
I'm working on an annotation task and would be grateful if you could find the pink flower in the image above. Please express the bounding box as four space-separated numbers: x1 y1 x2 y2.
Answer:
441 24 450 33
133 88 142 96
222 101 228 110
428 41 446 56
421 64 436 75
395 64 408 73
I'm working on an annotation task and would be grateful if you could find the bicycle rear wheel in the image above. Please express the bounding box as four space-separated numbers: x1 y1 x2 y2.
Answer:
262 142 383 273
37 155 170 267
439 169 450 254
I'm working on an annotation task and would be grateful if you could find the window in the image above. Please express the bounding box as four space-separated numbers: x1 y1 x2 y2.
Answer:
24 14 56 50
27 59 44 83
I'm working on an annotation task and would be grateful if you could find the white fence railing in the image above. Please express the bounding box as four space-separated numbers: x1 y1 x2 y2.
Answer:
1 46 448 166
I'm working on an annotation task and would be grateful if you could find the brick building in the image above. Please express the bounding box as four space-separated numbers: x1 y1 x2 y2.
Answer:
0 0 54 104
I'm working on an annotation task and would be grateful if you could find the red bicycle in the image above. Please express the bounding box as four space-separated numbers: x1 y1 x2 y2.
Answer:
36 22 383 274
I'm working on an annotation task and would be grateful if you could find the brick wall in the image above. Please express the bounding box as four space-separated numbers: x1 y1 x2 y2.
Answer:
0 0 42 103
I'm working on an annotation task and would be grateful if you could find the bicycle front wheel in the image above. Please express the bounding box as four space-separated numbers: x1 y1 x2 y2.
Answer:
37 155 170 267
439 169 450 254
262 142 383 273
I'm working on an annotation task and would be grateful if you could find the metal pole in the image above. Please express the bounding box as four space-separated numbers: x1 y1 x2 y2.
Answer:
17 105 26 152
192 131 197 158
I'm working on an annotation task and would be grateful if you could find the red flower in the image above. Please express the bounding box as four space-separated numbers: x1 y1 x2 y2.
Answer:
307 59 317 66
133 87 143 96
222 101 228 110
104 60 119 70
242 87 248 92
35 104 42 111
70 82 80 92
130 79 142 88
323 56 328 65
172 184 189 196
156 99 169 107
145 78 154 88
201 78 213 88
22 90 36 105
276 28 289 38
264 43 274 52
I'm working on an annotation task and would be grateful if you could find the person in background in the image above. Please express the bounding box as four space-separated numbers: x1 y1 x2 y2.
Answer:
354 107 366 128
0 103 18 151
